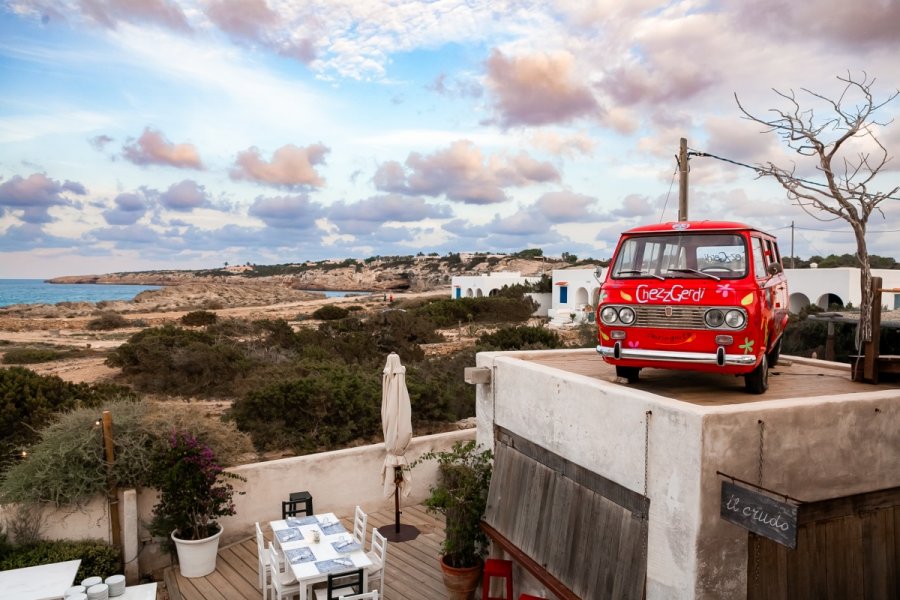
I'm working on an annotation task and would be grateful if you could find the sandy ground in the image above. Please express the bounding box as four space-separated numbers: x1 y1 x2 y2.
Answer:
0 289 446 385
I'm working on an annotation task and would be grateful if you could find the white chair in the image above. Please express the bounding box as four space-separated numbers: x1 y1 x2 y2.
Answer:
256 522 271 599
352 505 367 547
339 592 379 600
268 543 302 600
365 527 387 597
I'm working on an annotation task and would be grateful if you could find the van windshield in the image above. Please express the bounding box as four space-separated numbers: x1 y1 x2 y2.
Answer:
611 233 748 280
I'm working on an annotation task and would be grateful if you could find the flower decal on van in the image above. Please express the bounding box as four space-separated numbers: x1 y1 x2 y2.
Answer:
740 293 754 306
716 283 734 298
739 338 755 354
620 291 633 301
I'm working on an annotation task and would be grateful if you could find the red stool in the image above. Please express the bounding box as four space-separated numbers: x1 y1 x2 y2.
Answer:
483 558 513 600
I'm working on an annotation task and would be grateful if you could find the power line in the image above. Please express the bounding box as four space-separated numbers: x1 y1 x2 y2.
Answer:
687 149 900 202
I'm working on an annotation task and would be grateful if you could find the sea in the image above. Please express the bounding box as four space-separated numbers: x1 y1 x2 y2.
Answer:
0 279 372 308
0 279 162 308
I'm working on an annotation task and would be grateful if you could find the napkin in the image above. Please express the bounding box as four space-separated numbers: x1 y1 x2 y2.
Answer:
275 527 302 543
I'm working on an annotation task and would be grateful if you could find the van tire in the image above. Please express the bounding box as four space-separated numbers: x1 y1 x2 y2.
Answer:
616 366 641 383
767 336 782 368
744 354 768 394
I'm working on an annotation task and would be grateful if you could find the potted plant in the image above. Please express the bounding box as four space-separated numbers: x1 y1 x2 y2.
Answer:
147 430 245 578
414 440 493 600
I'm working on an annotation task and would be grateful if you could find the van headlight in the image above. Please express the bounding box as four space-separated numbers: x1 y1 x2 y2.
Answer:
704 309 725 328
618 306 636 325
600 306 619 324
725 310 746 329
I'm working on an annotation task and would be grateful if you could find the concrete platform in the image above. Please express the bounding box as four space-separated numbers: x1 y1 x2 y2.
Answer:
517 351 896 405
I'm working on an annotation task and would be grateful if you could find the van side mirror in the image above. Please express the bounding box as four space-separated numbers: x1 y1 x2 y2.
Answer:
593 266 603 280
766 262 783 276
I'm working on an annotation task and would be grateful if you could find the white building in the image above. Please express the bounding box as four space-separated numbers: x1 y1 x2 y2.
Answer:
786 268 900 312
546 267 605 325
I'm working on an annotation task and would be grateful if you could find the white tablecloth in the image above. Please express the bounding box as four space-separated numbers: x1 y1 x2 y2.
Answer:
0 559 81 600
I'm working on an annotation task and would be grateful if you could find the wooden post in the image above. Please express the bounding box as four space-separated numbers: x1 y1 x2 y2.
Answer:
102 411 123 552
678 138 689 221
861 277 883 384
825 322 835 362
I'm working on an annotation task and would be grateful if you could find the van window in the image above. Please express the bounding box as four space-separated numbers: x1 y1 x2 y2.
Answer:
612 233 747 279
752 237 767 279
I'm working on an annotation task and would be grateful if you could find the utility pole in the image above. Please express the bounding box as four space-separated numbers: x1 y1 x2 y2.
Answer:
791 221 795 268
101 411 122 553
678 137 689 221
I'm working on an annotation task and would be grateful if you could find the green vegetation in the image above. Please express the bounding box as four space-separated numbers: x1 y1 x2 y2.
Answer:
477 325 564 351
180 310 219 326
789 253 899 269
0 401 253 507
0 368 136 473
1 347 90 364
86 311 131 330
312 304 350 320
410 295 536 327
0 537 120 582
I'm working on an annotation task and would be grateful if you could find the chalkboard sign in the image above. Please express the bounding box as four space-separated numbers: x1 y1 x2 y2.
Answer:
720 480 798 549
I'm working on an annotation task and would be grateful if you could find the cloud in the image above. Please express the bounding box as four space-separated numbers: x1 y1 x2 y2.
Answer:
0 173 83 223
122 128 204 169
733 0 900 48
103 192 148 225
28 0 192 32
610 194 656 218
248 194 323 228
373 140 560 205
90 223 163 246
230 143 329 188
485 49 600 127
89 134 114 151
528 131 595 158
534 191 599 222
204 0 316 63
158 179 210 212
0 223 73 251
326 194 453 235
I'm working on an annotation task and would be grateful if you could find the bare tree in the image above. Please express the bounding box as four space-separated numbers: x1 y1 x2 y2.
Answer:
736 72 899 344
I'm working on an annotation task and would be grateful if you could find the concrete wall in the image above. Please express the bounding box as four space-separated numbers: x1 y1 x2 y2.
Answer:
2 429 474 578
473 349 900 599
785 268 900 311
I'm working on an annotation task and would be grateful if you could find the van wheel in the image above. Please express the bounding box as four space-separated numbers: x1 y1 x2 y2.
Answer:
744 354 768 394
616 366 640 384
767 336 782 368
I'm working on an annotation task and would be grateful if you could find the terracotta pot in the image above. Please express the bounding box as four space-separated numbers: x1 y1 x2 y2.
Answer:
171 526 222 578
440 555 482 600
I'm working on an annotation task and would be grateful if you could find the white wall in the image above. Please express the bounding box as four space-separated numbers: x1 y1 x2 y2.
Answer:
785 268 900 311
451 272 541 299
473 349 900 599
549 268 604 323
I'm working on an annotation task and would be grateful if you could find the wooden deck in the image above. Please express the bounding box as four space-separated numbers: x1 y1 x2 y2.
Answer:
164 505 448 600
521 351 900 405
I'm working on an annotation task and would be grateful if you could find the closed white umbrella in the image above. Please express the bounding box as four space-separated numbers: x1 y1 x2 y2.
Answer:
379 352 419 541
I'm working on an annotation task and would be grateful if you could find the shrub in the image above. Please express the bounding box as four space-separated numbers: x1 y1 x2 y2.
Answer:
312 304 350 320
148 431 244 548
180 310 218 326
229 361 381 453
2 348 67 364
0 368 134 474
106 325 249 395
0 539 120 581
86 312 130 330
477 325 563 351
0 401 253 507
413 296 535 327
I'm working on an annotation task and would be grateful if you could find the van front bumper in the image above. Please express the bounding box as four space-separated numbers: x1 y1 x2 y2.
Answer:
596 343 757 367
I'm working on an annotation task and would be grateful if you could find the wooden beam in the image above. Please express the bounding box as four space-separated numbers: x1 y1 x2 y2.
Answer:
481 521 581 600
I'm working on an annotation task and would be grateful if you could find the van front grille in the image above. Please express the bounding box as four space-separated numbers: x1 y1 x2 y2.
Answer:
633 305 707 329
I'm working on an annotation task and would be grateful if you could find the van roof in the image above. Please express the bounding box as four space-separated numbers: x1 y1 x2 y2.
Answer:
623 221 774 236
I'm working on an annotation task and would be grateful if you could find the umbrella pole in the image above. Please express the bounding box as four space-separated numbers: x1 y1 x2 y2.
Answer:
394 466 402 533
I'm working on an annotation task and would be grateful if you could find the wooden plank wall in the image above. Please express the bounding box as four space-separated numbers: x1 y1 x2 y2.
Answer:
484 429 648 599
747 487 900 600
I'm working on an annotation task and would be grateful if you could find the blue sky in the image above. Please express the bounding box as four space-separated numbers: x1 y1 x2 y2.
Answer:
1 0 899 278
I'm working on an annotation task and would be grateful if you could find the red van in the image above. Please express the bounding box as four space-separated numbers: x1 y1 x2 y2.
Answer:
595 221 789 393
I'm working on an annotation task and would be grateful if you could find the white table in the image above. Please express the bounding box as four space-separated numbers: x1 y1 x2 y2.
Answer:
0 559 81 600
271 512 372 597
118 582 157 599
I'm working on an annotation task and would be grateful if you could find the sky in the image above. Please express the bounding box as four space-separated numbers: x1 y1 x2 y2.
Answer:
1 0 899 278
